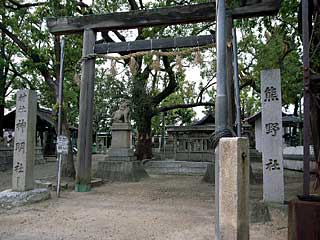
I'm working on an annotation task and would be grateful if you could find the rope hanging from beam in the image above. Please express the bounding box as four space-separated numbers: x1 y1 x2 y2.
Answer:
74 43 215 84
79 43 214 63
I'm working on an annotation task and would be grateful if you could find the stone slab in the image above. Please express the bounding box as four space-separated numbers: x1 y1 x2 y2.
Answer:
52 182 69 191
95 160 148 182
108 148 135 157
111 122 132 130
218 137 249 240
144 160 209 175
90 178 104 187
34 180 53 189
0 188 50 209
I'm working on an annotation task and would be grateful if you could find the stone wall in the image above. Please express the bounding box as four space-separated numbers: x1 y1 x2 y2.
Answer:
0 146 14 171
283 146 316 172
0 146 45 171
160 140 214 162
144 160 209 175
35 147 45 164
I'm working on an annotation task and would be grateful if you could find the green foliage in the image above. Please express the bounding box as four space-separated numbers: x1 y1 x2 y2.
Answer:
2 0 304 143
1 0 82 123
235 0 302 115
240 87 260 118
93 69 128 133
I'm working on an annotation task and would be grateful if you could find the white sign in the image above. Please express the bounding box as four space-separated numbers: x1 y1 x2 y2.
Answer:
57 135 69 154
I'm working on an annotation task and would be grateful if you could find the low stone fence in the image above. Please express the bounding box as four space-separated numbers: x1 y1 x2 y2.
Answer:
154 140 214 162
0 146 45 171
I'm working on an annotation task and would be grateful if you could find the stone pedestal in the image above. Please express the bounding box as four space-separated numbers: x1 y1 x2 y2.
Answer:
218 137 249 240
95 123 148 182
110 123 132 148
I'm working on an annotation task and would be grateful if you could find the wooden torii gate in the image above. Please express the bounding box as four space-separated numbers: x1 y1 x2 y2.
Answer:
47 1 280 192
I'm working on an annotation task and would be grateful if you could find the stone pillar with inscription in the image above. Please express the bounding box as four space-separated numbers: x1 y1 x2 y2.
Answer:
261 69 284 203
12 90 37 192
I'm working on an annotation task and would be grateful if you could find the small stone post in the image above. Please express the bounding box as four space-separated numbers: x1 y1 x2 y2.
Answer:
218 137 249 240
12 89 37 192
261 69 284 203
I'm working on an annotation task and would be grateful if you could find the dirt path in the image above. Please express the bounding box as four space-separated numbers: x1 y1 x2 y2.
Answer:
0 157 304 240
0 175 290 240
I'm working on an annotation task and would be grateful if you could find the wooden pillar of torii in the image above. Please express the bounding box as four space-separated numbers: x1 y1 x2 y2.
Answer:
47 1 280 192
76 29 96 191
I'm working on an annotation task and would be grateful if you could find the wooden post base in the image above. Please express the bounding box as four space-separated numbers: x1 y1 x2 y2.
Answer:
75 183 91 192
288 199 320 240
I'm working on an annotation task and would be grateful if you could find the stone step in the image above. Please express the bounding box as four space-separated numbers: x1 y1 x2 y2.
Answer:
34 180 53 189
144 160 209 175
91 178 104 187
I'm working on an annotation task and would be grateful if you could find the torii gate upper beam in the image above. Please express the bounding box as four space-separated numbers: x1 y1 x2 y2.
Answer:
48 0 281 193
47 1 280 35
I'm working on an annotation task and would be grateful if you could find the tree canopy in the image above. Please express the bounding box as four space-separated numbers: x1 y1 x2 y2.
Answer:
0 0 305 171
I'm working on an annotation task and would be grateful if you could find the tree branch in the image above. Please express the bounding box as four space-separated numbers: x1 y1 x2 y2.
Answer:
191 23 214 35
0 22 55 91
157 102 214 113
138 0 144 9
152 56 178 105
112 30 126 42
6 0 47 9
128 0 139 10
0 22 30 56
8 61 36 90
240 78 260 93
197 75 216 103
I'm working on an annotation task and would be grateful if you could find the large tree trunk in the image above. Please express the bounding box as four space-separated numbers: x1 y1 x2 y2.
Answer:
131 69 154 160
134 98 153 160
135 115 153 161
61 116 76 178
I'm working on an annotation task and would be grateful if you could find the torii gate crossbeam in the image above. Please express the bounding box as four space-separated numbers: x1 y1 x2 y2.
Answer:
46 1 280 194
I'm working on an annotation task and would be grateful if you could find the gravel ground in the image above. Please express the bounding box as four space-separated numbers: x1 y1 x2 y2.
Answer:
0 156 307 240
